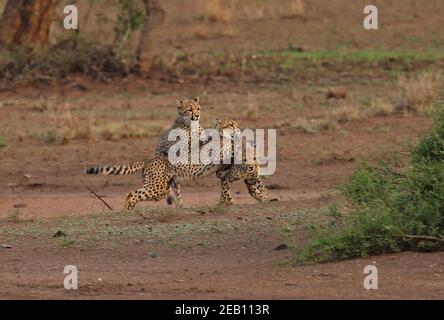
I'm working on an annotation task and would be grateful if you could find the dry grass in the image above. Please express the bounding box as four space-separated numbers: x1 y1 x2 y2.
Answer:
201 0 304 22
193 24 237 40
40 122 163 144
329 99 398 124
25 107 164 145
96 122 164 141
281 0 305 19
6 210 21 223
203 0 233 23
396 71 443 113
330 104 362 123
193 24 212 39
241 2 267 20
275 116 339 134
31 96 59 112
40 109 94 144
370 98 396 116
275 97 398 134
326 86 348 100
243 94 260 121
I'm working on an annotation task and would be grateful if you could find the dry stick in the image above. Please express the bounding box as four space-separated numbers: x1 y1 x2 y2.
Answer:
87 187 113 211
401 233 444 243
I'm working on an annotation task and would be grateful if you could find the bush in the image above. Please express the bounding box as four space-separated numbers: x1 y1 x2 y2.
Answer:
0 0 146 81
295 107 444 264
412 109 444 164
0 43 131 81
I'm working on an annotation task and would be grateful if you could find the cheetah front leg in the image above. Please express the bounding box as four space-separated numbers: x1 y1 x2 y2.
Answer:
165 179 184 208
172 182 184 208
218 177 234 205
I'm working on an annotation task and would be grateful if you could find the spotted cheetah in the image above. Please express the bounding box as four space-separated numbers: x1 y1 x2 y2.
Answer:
85 157 175 210
216 136 270 205
85 118 247 210
154 97 206 207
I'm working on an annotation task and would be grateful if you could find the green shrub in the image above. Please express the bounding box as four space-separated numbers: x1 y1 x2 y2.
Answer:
295 108 444 264
0 44 131 81
0 132 6 148
412 109 444 164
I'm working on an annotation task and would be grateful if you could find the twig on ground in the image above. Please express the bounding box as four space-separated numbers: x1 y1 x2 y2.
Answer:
87 187 113 211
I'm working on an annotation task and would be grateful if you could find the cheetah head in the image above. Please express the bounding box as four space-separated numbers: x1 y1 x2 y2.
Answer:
213 117 241 137
176 97 201 124
242 143 259 174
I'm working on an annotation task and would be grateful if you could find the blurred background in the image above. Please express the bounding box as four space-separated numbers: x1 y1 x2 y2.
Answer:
0 0 443 216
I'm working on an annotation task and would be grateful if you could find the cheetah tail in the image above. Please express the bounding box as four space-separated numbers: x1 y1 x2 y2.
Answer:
85 161 145 175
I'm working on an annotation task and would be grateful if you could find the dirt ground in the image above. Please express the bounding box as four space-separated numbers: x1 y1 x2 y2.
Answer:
1 0 444 299
1 238 443 299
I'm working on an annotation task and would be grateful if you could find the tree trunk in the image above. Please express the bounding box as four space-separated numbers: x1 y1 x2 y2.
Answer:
137 0 165 74
0 0 54 51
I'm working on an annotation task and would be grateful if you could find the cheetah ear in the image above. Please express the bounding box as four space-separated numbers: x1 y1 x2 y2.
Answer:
194 96 200 103
212 118 220 126
176 99 183 108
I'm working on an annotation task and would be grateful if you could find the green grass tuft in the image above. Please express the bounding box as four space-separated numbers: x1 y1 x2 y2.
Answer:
0 132 6 149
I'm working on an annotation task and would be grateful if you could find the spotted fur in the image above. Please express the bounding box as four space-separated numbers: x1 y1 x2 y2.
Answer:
85 162 145 175
216 137 269 205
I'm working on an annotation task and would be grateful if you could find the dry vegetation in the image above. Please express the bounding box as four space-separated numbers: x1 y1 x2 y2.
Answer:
192 23 237 40
283 0 305 19
19 101 165 145
273 70 443 134
243 94 260 121
194 0 304 41
326 86 348 100
396 71 443 113
201 0 304 22
203 0 233 23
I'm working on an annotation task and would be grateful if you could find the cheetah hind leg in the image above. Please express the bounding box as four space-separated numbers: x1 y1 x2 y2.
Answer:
124 192 135 210
124 186 169 211
245 178 270 203
165 187 175 206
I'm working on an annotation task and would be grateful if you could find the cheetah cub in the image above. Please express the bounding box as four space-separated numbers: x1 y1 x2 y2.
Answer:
215 122 270 205
85 118 240 210
154 97 205 208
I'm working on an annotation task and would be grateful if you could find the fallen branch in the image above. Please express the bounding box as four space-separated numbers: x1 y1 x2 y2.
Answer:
87 187 113 211
401 233 444 243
